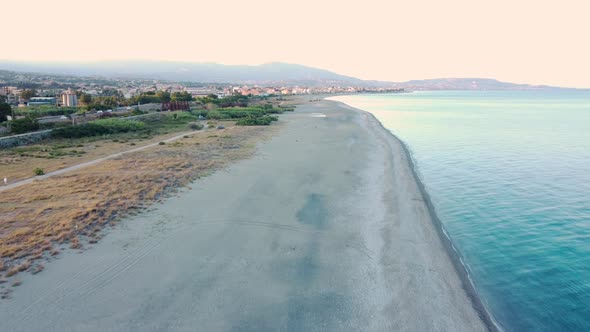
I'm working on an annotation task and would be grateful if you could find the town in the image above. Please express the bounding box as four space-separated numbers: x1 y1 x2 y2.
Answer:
0 69 403 136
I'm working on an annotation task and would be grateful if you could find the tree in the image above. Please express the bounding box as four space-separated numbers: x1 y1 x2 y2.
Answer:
0 102 11 122
20 89 36 101
100 88 123 98
80 93 93 105
156 90 171 103
171 91 194 102
101 96 118 108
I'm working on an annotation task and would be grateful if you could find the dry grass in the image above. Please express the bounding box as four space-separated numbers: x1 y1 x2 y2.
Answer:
0 124 273 281
31 264 44 275
0 130 192 183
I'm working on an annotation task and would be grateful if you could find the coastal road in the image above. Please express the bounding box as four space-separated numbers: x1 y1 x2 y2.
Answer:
0 100 490 331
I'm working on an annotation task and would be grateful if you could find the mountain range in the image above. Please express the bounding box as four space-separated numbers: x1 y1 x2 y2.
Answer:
0 60 568 90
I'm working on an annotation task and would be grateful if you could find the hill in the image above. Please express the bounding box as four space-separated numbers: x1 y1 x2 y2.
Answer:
395 78 558 90
0 61 368 87
0 61 569 90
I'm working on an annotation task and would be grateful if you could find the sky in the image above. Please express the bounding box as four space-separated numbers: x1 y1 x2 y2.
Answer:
3 0 590 88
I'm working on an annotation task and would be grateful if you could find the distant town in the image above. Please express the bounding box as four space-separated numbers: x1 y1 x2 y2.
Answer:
0 69 403 109
0 69 404 137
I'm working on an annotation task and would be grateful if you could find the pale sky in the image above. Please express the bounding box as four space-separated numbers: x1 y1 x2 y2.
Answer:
3 0 590 88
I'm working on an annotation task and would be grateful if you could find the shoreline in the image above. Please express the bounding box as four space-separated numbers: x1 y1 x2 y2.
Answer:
1 99 495 330
332 99 499 331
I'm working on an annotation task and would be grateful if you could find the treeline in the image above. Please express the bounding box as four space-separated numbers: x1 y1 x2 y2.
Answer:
127 91 194 105
198 94 249 107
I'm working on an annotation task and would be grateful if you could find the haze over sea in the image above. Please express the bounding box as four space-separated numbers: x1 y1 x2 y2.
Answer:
332 91 590 331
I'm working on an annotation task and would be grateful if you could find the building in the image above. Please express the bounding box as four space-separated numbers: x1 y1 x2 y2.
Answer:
61 88 78 107
28 97 57 106
184 87 218 97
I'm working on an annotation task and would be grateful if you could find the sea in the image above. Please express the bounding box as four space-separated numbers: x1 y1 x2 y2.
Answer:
331 90 590 331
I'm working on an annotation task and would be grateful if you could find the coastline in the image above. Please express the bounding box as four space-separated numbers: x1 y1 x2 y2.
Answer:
1 99 493 331
332 99 499 331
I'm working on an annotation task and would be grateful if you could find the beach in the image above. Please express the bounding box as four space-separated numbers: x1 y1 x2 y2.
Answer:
0 99 490 331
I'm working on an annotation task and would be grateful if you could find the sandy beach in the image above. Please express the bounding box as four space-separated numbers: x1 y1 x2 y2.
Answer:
0 99 491 331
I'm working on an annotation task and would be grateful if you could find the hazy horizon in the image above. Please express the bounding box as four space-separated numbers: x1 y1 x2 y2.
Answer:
3 0 590 88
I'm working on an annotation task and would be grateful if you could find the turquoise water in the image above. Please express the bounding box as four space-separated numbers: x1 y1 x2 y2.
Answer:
332 91 590 331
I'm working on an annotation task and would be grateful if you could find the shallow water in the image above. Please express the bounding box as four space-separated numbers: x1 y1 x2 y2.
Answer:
332 91 590 331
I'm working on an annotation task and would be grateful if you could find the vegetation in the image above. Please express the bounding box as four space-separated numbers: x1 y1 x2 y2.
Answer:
0 102 11 122
10 117 40 134
2 95 291 137
14 105 78 117
79 93 92 105
0 125 265 283
33 168 45 176
198 94 249 108
191 104 291 126
128 90 173 104
8 143 87 160
20 89 36 101
171 91 193 102
188 122 204 130
53 119 145 138
49 112 201 139
235 115 278 126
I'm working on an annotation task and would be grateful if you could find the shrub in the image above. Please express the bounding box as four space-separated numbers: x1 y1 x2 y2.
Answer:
10 117 40 134
131 108 146 115
53 119 145 138
187 122 203 130
236 115 278 126
167 112 196 122
190 109 208 118
158 141 166 145
33 168 45 176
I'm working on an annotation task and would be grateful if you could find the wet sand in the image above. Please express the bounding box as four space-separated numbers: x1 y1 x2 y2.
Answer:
0 100 490 331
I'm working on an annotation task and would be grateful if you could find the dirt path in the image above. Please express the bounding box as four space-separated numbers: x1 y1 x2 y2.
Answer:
0 130 197 193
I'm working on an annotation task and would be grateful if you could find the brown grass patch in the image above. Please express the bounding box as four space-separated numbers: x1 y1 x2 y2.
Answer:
0 124 272 281
5 267 18 278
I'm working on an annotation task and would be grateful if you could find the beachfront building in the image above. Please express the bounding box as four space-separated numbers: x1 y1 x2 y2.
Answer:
61 88 78 107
